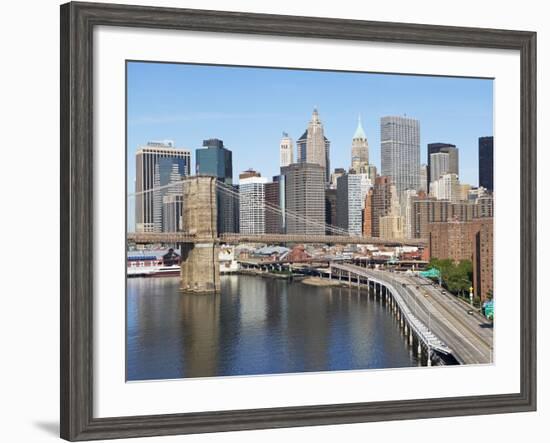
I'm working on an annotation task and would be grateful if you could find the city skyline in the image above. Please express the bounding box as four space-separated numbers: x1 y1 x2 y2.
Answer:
127 61 493 193
125 62 496 382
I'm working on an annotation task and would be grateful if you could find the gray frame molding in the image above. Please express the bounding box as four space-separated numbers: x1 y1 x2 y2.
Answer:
60 1 536 441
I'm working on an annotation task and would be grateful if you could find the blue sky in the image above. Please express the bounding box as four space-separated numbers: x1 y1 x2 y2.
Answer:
127 61 493 192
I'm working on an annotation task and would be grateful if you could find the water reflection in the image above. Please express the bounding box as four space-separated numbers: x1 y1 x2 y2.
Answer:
127 275 419 381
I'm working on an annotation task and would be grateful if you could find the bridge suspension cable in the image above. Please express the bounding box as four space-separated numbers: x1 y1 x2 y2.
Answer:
215 180 350 236
127 175 352 237
127 176 195 197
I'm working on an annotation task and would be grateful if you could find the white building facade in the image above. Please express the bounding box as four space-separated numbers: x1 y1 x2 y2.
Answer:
135 140 191 233
430 152 450 183
336 173 372 236
238 176 268 234
430 173 461 202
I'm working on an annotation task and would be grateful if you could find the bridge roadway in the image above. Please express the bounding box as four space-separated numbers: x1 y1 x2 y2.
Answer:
127 232 427 247
332 264 493 365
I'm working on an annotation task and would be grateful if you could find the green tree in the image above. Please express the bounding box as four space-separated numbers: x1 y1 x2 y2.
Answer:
428 258 473 296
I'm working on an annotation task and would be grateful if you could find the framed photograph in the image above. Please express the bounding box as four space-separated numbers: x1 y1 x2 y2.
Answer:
60 1 536 440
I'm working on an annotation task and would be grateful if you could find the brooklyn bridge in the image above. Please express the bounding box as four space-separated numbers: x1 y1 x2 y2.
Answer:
129 176 427 293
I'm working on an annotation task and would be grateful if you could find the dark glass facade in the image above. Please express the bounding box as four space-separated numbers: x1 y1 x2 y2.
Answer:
478 136 494 192
196 138 233 185
195 139 236 233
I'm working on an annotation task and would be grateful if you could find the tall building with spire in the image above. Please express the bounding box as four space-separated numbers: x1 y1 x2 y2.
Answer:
279 132 294 168
296 108 330 183
351 115 369 172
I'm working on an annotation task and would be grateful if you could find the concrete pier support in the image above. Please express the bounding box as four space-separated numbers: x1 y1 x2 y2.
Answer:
417 343 422 356
180 243 220 293
179 176 220 293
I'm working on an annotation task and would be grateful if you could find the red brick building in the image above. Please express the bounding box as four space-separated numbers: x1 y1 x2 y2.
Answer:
428 218 493 301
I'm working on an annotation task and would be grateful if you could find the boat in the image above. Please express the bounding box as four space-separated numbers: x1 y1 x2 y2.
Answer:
127 249 181 277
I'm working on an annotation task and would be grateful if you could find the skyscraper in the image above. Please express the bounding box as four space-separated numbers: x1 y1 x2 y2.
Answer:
279 132 294 168
419 164 428 193
427 143 459 189
239 176 268 234
296 108 331 183
351 116 369 172
195 138 236 233
325 188 338 229
381 116 420 200
196 138 233 184
161 164 185 232
363 188 373 237
479 136 494 191
430 173 461 202
329 168 346 189
402 189 418 239
135 141 191 233
336 173 372 236
430 152 450 182
265 178 283 234
369 176 395 237
379 180 404 240
281 163 325 235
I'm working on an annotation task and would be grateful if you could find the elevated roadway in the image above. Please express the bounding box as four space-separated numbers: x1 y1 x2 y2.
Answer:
331 264 493 365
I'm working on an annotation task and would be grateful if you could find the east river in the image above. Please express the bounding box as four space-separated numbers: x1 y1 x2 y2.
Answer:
127 275 420 381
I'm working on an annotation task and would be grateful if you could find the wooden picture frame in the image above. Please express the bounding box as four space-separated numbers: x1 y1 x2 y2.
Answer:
60 1 536 440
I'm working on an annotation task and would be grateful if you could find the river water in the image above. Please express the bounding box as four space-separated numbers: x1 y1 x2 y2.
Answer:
127 275 420 381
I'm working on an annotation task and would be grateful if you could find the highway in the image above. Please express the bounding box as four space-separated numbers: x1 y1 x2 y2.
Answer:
334 265 493 365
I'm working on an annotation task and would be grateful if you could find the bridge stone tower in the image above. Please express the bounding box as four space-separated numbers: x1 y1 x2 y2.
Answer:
179 176 221 293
